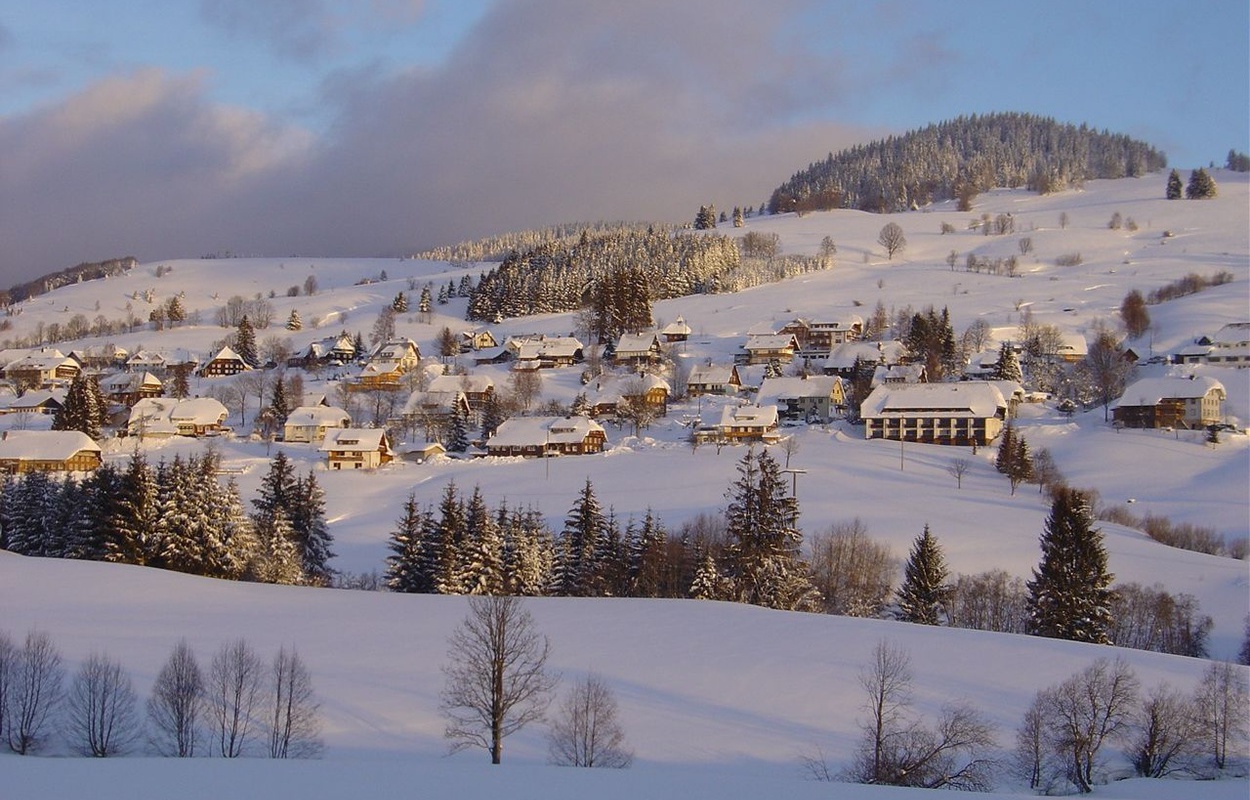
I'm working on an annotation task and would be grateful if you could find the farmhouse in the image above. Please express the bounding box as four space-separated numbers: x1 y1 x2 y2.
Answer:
717 404 780 443
686 364 742 396
861 382 1008 446
486 416 606 457
507 336 583 368
589 373 670 418
99 371 164 407
4 348 81 389
742 333 799 365
198 346 251 377
321 428 394 470
757 376 846 422
283 405 352 443
822 341 907 377
0 388 66 416
427 374 495 409
0 430 102 473
1176 323 1250 366
1112 376 1226 429
613 332 663 365
460 328 498 352
128 397 230 438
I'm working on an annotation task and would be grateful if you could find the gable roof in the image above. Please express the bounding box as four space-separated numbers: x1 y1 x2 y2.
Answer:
488 416 604 448
719 404 779 428
861 382 1007 418
321 428 389 452
284 405 351 428
1113 376 1226 408
0 430 101 460
757 376 841 405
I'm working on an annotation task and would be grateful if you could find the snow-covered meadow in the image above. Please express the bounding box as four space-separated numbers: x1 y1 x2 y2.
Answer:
0 172 1247 798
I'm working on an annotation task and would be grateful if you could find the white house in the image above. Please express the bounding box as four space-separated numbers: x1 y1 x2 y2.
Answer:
283 405 352 443
321 428 394 470
861 382 1008 446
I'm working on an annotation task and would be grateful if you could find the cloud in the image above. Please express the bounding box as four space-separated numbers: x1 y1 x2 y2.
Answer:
200 0 341 62
0 0 879 282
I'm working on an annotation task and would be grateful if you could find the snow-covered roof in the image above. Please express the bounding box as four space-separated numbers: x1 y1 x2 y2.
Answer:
488 416 604 448
206 346 247 364
688 365 738 385
169 397 229 425
321 428 388 452
284 405 351 428
0 430 100 460
427 374 494 394
1113 376 1226 408
129 397 228 429
744 333 797 351
861 382 1007 418
2 388 65 411
719 404 779 428
661 317 691 336
1211 322 1250 347
615 332 660 353
757 376 840 405
826 340 906 367
100 371 162 393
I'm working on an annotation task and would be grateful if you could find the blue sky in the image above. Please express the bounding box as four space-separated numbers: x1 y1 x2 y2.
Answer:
1 0 1246 282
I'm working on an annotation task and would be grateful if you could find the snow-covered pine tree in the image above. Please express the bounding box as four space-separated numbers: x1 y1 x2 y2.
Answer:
76 461 125 561
268 379 291 428
1185 167 1217 199
254 451 298 522
593 508 628 597
1165 169 1184 200
4 472 56 556
289 470 333 584
461 485 504 595
208 476 255 580
895 524 951 625
504 506 553 597
155 455 203 575
236 315 259 367
418 285 433 323
1025 487 1114 644
286 309 302 331
385 492 433 593
433 480 467 594
250 506 303 585
392 292 409 313
110 450 159 565
447 402 470 453
480 391 506 440
995 422 1017 477
690 552 723 600
628 508 669 598
555 478 604 597
45 475 83 559
995 342 1022 383
52 373 103 440
722 447 819 611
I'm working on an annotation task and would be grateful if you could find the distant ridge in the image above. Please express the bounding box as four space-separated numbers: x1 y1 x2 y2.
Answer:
768 112 1167 215
1 256 137 306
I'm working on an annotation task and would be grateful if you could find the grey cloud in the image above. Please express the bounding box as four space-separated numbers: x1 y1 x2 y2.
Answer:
0 0 877 282
200 0 340 62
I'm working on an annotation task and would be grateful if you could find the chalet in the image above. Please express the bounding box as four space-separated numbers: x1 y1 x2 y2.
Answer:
460 328 498 352
401 389 471 420
321 428 394 470
742 333 799 365
716 404 780 443
486 416 606 457
126 350 168 375
507 336 583 369
0 389 66 416
1052 332 1088 363
589 373 670 417
871 364 927 388
353 360 406 391
962 350 1000 380
398 441 447 463
808 317 863 348
1176 323 1250 366
822 341 907 378
427 374 495 409
472 347 513 367
198 346 251 377
757 376 846 422
661 316 692 343
67 345 129 370
99 371 164 407
1112 376 1226 429
686 364 742 396
369 338 422 372
290 334 357 368
4 349 80 389
282 405 352 443
0 430 102 474
861 382 1008 446
128 397 230 438
613 333 663 366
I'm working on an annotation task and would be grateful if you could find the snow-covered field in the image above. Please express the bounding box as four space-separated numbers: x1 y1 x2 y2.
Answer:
0 172 1247 798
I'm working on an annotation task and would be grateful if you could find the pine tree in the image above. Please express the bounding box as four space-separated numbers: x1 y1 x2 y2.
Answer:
386 492 433 593
290 471 333 585
392 292 409 313
504 506 553 597
447 401 470 453
251 506 303 585
480 391 506 440
110 450 159 565
995 342 1022 383
76 462 125 561
286 309 303 331
236 315 259 367
995 422 1017 476
732 206 744 227
461 486 504 595
4 472 56 556
895 525 950 625
722 447 819 610
268 378 291 428
555 478 604 596
433 480 467 594
1165 169 1184 200
166 294 187 324
690 552 723 600
1185 167 1218 199
1025 488 1114 644
254 452 298 522
52 373 104 440
418 285 433 322
629 508 669 598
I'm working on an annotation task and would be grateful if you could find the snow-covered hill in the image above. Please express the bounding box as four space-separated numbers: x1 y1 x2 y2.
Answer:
0 171 1247 798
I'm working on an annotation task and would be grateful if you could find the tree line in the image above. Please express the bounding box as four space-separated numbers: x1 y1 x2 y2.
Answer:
0 450 332 586
0 629 321 759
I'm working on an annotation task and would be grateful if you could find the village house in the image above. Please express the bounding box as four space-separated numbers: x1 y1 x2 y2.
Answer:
822 340 907 378
507 335 583 369
0 430 102 474
777 316 863 354
1052 331 1089 363
686 364 742 396
1112 376 1226 429
99 371 164 407
660 316 692 343
713 404 781 443
0 388 66 416
741 333 800 365
321 428 394 470
756 375 847 422
197 346 251 377
460 328 498 352
4 348 81 389
127 397 230 438
871 363 928 387
860 382 1009 446
370 338 422 372
397 440 447 464
613 332 663 366
289 333 357 369
427 374 495 410
1175 322 1250 366
353 360 406 391
67 345 129 371
589 373 671 418
485 416 606 457
282 405 352 443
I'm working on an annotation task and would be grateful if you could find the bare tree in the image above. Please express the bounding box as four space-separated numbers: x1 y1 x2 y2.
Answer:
147 639 205 757
268 646 323 759
546 672 632 768
509 369 542 413
845 640 997 790
7 629 64 755
1076 330 1134 421
207 638 265 758
1129 682 1199 777
1014 691 1047 790
808 519 896 617
440 595 558 764
947 458 970 489
0 630 15 747
1038 657 1139 793
1193 660 1249 771
877 223 907 260
65 651 142 757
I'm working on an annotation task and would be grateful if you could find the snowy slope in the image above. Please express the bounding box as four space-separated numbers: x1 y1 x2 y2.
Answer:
0 172 1247 798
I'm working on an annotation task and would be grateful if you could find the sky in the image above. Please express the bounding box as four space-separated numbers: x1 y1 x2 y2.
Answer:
0 0 1246 285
